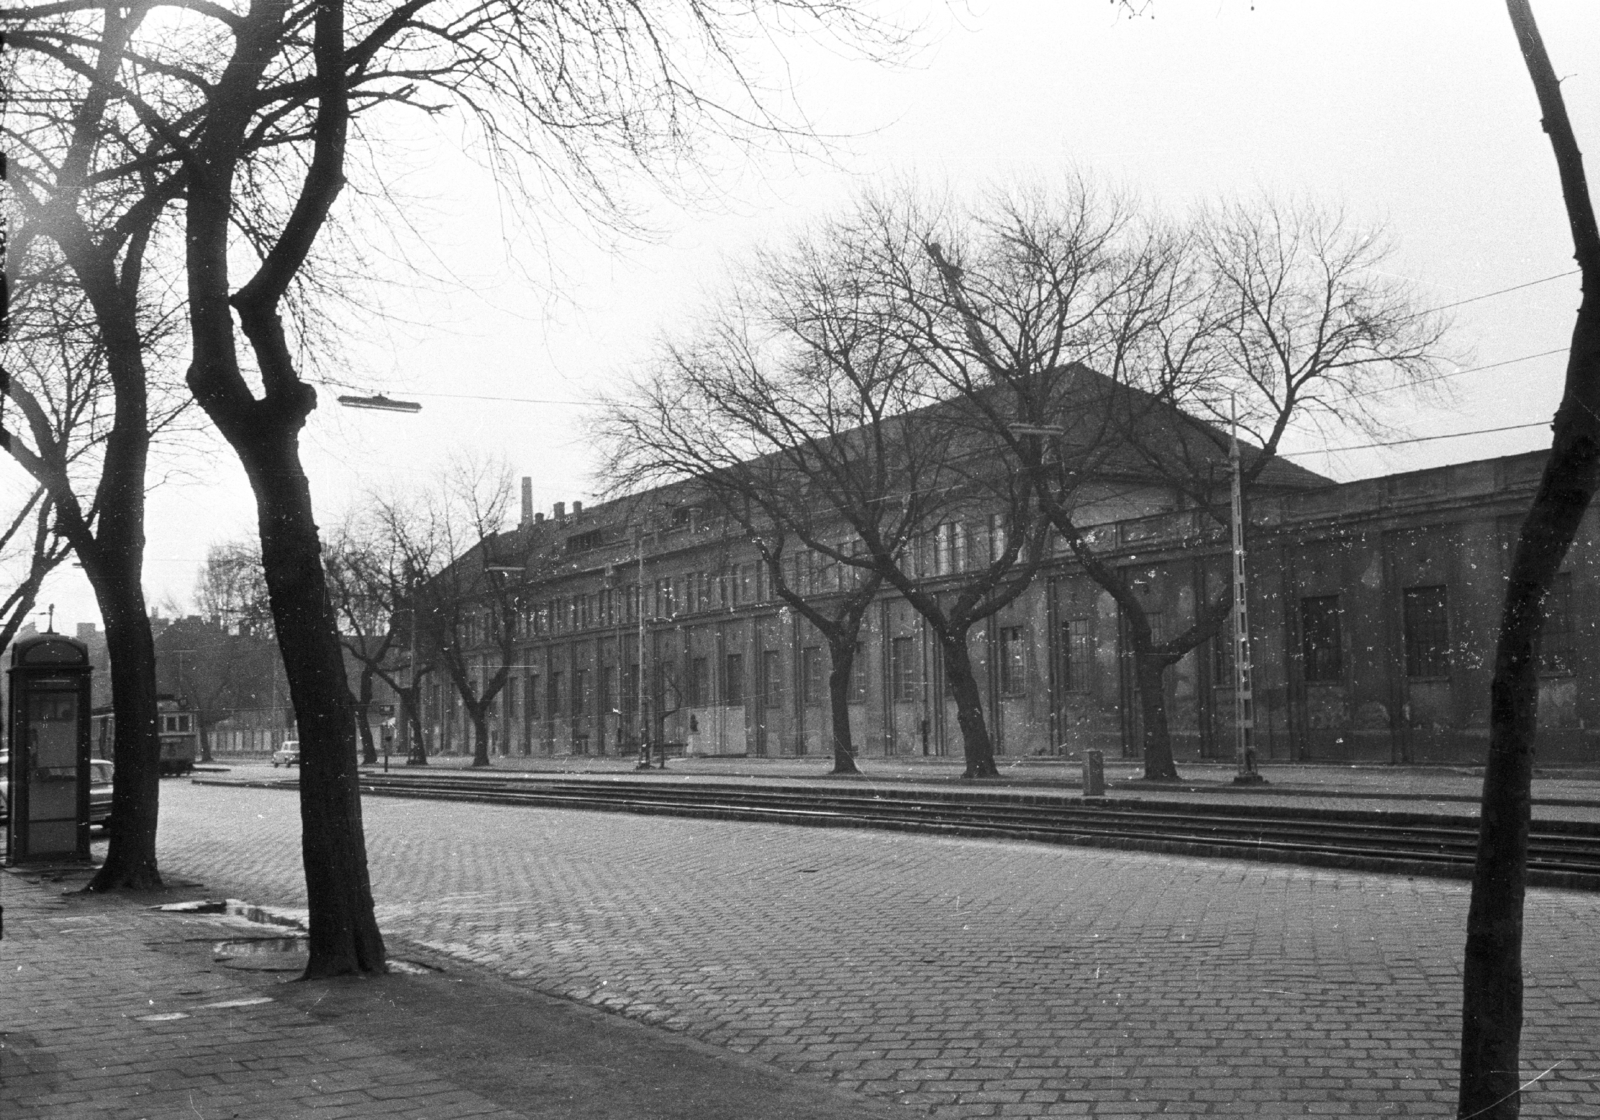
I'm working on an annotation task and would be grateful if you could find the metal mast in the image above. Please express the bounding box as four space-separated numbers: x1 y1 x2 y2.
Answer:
1230 399 1265 784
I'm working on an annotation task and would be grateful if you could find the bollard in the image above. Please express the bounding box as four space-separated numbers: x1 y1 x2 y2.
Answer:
1081 748 1105 798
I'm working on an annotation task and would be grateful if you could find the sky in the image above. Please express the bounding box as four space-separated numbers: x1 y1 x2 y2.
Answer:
15 0 1600 633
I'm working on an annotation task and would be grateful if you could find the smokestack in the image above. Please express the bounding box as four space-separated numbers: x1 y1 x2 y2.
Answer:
535 512 545 524
520 477 533 526
573 500 584 517
553 501 566 521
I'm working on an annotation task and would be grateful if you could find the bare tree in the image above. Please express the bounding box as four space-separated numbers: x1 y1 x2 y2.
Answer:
195 542 276 638
1459 5 1600 1117
0 223 185 889
8 0 908 974
375 460 536 768
324 513 433 767
0 489 74 654
906 183 1445 780
602 213 1049 779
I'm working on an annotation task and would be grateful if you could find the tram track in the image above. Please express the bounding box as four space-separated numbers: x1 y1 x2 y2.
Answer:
326 771 1600 890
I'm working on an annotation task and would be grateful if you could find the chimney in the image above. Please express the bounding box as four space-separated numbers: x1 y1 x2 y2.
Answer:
553 501 566 521
520 477 533 526
572 500 584 517
535 511 545 524
76 622 98 640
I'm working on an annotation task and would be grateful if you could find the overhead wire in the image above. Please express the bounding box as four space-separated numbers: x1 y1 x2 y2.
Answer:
331 270 1581 410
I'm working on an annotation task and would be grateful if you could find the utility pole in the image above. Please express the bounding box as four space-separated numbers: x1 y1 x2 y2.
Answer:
1230 398 1266 785
636 524 651 769
405 573 425 765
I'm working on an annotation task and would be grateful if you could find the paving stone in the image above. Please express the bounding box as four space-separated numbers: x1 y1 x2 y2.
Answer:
131 774 1600 1118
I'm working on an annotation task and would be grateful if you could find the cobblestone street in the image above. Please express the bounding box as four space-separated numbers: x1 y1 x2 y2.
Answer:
154 775 1600 1117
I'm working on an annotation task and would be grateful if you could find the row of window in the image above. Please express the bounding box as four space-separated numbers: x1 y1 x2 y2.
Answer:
451 621 1100 726
1298 575 1573 683
479 517 1026 643
447 577 1580 727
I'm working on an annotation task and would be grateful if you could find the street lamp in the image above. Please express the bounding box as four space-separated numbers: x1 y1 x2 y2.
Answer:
337 393 422 413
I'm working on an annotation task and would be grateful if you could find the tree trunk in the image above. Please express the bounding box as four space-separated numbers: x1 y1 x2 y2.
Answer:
85 565 164 892
403 686 428 765
197 720 214 764
240 429 386 977
826 639 861 775
355 703 376 765
939 632 998 779
355 668 377 765
1459 7 1600 1116
1132 645 1180 782
471 708 491 767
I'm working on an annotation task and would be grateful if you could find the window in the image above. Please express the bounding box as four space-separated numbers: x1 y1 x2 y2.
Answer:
817 552 838 593
687 656 708 707
161 713 192 734
890 636 918 701
1541 572 1574 674
1061 618 1093 693
723 653 744 705
1212 630 1234 686
801 646 823 705
998 626 1027 696
549 671 564 717
849 642 868 702
572 669 589 717
1403 585 1451 677
988 513 1008 562
526 674 540 720
934 522 968 575
762 649 782 707
1300 595 1343 682
600 666 616 715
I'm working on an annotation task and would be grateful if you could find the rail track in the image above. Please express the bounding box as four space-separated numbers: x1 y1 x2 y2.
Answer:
329 771 1600 891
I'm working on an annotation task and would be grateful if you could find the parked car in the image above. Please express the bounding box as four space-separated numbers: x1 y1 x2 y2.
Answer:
271 741 301 768
0 753 113 828
89 758 114 828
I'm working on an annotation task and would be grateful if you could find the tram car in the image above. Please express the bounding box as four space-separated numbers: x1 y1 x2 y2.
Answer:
89 694 199 776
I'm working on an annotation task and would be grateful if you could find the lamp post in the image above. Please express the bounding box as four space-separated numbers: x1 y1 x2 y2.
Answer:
337 393 422 413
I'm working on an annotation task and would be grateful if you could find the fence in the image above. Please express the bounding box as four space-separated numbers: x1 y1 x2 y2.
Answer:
209 727 295 756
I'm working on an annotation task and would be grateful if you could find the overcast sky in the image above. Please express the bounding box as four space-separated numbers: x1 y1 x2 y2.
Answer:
17 0 1600 632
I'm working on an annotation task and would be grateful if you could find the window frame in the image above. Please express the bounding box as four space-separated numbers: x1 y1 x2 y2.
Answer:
1402 585 1451 679
1299 594 1344 683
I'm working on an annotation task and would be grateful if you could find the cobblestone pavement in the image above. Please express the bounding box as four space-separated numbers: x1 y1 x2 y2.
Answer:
1 871 529 1120
156 778 1600 1117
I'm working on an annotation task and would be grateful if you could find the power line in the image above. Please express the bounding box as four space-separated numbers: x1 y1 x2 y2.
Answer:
1416 268 1580 317
1280 420 1548 458
1347 346 1569 401
325 271 1582 411
411 391 586 406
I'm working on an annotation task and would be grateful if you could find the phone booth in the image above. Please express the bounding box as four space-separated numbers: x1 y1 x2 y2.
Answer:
6 633 93 864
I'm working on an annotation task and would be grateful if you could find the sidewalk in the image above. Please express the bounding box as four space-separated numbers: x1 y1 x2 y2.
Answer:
0 863 898 1120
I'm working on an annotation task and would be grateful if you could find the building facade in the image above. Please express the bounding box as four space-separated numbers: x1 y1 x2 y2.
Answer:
422 449 1596 769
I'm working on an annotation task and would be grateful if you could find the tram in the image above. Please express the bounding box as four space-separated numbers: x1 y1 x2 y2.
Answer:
89 694 199 775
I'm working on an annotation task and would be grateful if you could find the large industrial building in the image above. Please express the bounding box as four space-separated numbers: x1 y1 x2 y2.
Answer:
418 438 1591 769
